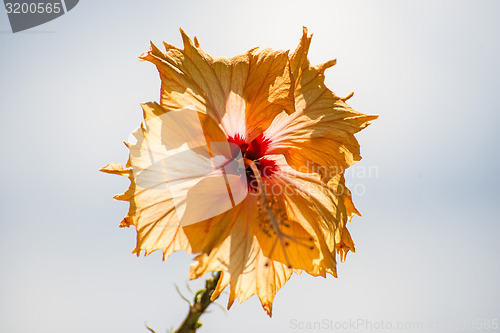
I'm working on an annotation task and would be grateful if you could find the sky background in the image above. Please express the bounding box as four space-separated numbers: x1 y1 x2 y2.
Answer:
1 1 499 332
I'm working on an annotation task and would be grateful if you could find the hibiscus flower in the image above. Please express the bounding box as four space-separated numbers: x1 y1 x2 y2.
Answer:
101 27 377 316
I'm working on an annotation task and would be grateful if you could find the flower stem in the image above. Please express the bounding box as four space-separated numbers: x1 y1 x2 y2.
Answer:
174 271 221 333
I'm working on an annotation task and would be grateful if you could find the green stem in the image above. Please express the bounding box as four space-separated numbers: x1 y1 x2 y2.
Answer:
175 272 221 333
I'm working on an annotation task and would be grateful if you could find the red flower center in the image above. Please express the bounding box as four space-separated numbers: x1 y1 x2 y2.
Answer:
228 133 279 191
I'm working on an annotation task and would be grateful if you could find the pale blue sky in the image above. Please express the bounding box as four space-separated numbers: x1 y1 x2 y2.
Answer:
1 1 499 332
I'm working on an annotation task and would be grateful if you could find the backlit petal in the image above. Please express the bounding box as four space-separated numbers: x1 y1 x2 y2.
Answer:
264 27 378 180
139 29 295 141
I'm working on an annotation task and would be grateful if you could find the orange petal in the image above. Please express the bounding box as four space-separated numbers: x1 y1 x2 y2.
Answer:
264 27 378 181
140 29 295 141
189 198 294 317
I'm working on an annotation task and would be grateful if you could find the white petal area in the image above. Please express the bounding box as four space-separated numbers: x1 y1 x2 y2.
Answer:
221 91 247 138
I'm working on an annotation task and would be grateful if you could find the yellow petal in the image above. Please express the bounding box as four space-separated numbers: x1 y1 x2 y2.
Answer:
260 155 341 276
100 103 246 259
264 27 378 181
139 29 295 141
244 48 295 139
99 159 190 258
187 155 360 315
335 225 355 262
188 197 294 317
262 156 362 271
